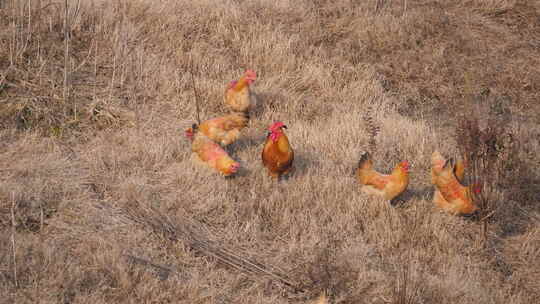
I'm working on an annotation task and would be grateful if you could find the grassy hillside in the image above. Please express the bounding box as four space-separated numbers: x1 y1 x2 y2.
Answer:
1 0 539 303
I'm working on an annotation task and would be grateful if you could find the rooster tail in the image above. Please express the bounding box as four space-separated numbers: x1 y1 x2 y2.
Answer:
356 151 372 172
222 112 249 129
234 111 250 125
453 158 466 182
441 158 455 175
431 150 444 166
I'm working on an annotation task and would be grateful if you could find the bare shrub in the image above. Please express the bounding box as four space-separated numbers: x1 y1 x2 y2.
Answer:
454 79 515 244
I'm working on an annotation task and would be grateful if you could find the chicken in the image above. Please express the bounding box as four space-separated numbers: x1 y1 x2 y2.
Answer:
185 112 249 146
185 131 239 177
432 158 480 215
355 152 410 202
224 70 257 113
430 150 466 184
431 151 475 215
262 121 294 179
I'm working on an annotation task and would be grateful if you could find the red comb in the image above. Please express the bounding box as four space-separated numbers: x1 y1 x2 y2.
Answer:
245 70 256 79
184 129 194 139
401 160 410 170
269 121 285 131
227 80 238 89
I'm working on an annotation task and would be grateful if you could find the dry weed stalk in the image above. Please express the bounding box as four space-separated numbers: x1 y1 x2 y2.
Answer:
124 253 186 281
10 194 18 288
392 252 423 304
382 206 425 304
62 0 71 110
188 55 202 126
363 100 380 153
374 0 387 14
62 0 81 119
125 202 303 292
0 65 12 93
455 79 512 245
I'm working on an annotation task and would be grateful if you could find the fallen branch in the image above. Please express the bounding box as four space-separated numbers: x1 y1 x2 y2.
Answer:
125 202 304 292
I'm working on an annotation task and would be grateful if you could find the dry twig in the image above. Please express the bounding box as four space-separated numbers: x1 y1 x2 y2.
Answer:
124 202 304 292
189 54 201 126
363 99 380 153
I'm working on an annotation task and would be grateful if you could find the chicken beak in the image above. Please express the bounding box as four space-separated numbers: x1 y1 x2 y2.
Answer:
282 125 287 129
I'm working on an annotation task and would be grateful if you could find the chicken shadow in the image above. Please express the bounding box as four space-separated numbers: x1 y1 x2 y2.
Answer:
386 183 434 207
225 133 265 156
286 148 322 180
225 166 249 179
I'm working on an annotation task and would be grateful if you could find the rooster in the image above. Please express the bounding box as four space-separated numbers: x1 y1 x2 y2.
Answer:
430 150 466 185
185 112 249 146
431 150 468 213
185 131 239 177
431 151 471 213
262 121 294 179
432 157 480 215
355 152 410 202
224 70 257 113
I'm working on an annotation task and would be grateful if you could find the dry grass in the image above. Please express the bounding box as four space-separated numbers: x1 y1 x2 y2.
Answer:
1 0 539 303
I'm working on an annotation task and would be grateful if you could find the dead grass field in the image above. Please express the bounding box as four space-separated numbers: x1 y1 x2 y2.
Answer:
1 0 539 303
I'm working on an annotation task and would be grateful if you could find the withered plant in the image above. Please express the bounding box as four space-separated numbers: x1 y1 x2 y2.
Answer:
455 84 514 245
